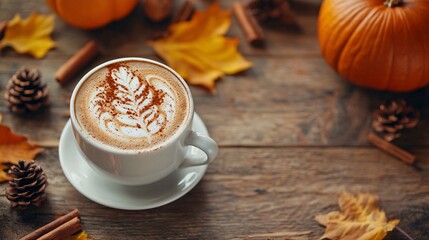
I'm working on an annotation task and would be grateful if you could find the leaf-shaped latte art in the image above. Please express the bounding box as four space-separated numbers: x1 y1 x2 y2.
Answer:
91 65 175 141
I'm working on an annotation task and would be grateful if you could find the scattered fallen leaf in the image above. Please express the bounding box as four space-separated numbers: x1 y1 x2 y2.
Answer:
0 13 56 58
65 231 93 240
315 192 399 240
0 124 44 182
148 2 252 92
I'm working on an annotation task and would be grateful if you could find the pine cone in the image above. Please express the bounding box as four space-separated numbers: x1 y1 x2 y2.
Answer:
372 99 420 141
4 67 49 113
248 0 299 28
6 160 48 209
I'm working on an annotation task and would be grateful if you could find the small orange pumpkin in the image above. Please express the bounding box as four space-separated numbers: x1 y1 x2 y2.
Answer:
46 0 139 29
318 0 429 92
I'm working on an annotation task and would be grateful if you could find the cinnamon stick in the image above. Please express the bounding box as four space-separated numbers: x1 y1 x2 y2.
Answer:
20 209 80 240
173 0 195 23
38 217 82 240
55 40 99 85
368 132 416 165
233 2 265 47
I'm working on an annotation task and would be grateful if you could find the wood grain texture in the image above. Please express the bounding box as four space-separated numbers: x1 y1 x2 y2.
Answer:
1 55 428 146
0 148 428 239
1 0 429 239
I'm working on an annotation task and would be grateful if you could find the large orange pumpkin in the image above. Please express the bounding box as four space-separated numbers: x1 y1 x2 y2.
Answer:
318 0 429 91
46 0 139 29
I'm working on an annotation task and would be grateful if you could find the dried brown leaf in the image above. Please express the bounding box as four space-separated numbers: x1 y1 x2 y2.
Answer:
0 124 44 182
315 192 399 240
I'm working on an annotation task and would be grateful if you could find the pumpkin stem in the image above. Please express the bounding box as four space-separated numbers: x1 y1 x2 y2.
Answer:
384 0 401 7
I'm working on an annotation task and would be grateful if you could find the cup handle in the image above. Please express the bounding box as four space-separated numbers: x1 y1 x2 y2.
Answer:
180 130 218 168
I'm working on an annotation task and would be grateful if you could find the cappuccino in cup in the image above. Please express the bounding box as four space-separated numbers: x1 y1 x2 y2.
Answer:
75 61 190 151
70 58 217 185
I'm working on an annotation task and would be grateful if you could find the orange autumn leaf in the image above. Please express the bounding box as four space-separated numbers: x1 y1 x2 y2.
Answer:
315 192 399 240
148 2 252 92
0 13 56 58
0 124 44 182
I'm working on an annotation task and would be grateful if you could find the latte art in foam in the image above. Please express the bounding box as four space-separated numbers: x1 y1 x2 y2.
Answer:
74 61 190 150
91 67 174 141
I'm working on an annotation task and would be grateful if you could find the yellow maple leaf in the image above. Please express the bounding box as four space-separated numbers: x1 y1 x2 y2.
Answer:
148 3 252 92
0 13 56 58
315 192 399 240
0 124 44 182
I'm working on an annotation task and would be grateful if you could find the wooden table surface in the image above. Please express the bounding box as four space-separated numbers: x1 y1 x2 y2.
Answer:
1 1 429 239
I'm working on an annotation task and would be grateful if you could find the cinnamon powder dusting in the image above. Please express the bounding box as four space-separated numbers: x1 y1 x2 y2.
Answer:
93 63 168 134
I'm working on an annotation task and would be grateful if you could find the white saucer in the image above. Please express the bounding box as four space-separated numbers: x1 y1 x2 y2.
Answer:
59 113 209 210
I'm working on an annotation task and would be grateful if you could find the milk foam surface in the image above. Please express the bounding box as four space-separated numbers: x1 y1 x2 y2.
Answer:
75 61 190 150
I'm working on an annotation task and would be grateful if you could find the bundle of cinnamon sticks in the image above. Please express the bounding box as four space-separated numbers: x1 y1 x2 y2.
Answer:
20 209 82 240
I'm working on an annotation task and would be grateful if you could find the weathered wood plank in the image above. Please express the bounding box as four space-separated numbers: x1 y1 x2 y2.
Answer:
1 56 428 147
1 147 428 239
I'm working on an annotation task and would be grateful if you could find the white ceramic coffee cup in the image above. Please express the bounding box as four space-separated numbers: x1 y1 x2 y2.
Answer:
70 57 218 186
